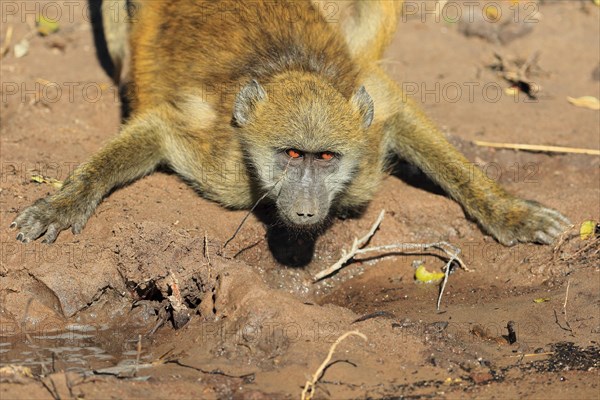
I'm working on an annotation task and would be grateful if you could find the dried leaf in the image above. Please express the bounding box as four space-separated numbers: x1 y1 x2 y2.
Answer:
415 263 445 283
13 39 29 58
483 5 500 21
0 365 33 379
567 96 600 111
580 220 597 240
30 174 63 189
36 15 60 36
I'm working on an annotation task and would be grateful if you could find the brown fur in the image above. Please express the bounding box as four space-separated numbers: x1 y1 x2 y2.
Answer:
13 0 570 247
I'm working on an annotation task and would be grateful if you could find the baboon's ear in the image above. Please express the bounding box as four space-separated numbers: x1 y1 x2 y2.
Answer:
351 86 374 129
233 80 268 125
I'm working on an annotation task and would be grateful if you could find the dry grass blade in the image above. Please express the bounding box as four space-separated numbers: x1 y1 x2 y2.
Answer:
473 140 600 155
0 25 13 58
223 161 290 249
300 331 367 400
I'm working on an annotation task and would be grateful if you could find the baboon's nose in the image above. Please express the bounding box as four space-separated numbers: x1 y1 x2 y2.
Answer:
291 197 319 224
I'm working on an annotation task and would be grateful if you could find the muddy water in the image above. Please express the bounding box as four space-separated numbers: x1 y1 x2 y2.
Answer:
0 324 151 374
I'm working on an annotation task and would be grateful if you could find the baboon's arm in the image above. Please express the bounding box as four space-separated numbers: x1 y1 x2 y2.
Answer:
12 107 169 243
369 68 570 245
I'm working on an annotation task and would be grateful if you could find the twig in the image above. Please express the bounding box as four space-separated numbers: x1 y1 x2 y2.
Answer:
552 225 576 260
562 236 600 261
37 377 60 400
0 25 13 59
301 331 367 400
223 161 290 249
355 210 386 248
553 279 574 335
553 309 571 333
203 232 211 265
204 232 212 280
312 211 467 310
473 140 600 155
436 243 462 311
507 352 554 358
312 210 385 281
563 279 571 309
562 279 573 334
314 239 467 281
164 360 255 382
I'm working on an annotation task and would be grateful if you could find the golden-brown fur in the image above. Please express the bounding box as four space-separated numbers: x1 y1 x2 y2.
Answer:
13 0 570 247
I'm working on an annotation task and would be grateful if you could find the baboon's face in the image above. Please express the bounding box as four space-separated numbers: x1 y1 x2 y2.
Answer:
233 77 373 228
272 148 341 227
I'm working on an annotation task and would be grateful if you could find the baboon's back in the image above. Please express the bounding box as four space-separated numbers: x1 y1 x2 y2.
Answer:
129 0 359 112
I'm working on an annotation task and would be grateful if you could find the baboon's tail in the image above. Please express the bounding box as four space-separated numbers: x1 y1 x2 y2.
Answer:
101 0 129 84
102 0 401 80
327 0 403 62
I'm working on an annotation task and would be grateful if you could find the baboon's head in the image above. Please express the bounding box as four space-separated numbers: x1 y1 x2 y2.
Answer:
233 73 374 228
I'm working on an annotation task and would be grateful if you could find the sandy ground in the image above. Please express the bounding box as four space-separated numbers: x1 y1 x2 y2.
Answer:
1 1 599 399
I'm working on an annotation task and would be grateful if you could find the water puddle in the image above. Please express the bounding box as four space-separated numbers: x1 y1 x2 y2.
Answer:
0 324 152 374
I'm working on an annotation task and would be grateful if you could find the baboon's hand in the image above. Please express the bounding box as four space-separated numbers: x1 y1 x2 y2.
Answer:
486 198 571 246
11 196 90 244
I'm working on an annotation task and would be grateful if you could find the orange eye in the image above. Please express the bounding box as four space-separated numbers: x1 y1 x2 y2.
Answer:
286 149 302 159
320 151 335 161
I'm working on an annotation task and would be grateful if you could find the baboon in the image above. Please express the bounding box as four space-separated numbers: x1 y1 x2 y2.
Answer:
12 0 570 248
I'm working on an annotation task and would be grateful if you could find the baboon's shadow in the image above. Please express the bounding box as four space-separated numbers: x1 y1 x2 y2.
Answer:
251 205 323 268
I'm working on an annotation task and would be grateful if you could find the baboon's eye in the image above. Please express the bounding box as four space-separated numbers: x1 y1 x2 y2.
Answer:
286 149 303 159
319 151 335 161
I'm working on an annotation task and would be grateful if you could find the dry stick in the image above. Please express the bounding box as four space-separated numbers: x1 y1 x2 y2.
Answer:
204 232 211 265
563 236 600 261
301 331 367 400
223 162 290 249
508 352 554 358
38 377 60 400
437 244 461 311
563 279 571 309
552 225 576 260
313 210 386 281
0 25 13 58
314 241 467 281
313 210 467 281
204 231 213 281
473 140 600 156
562 279 573 334
312 210 384 281
313 211 467 310
351 242 464 311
